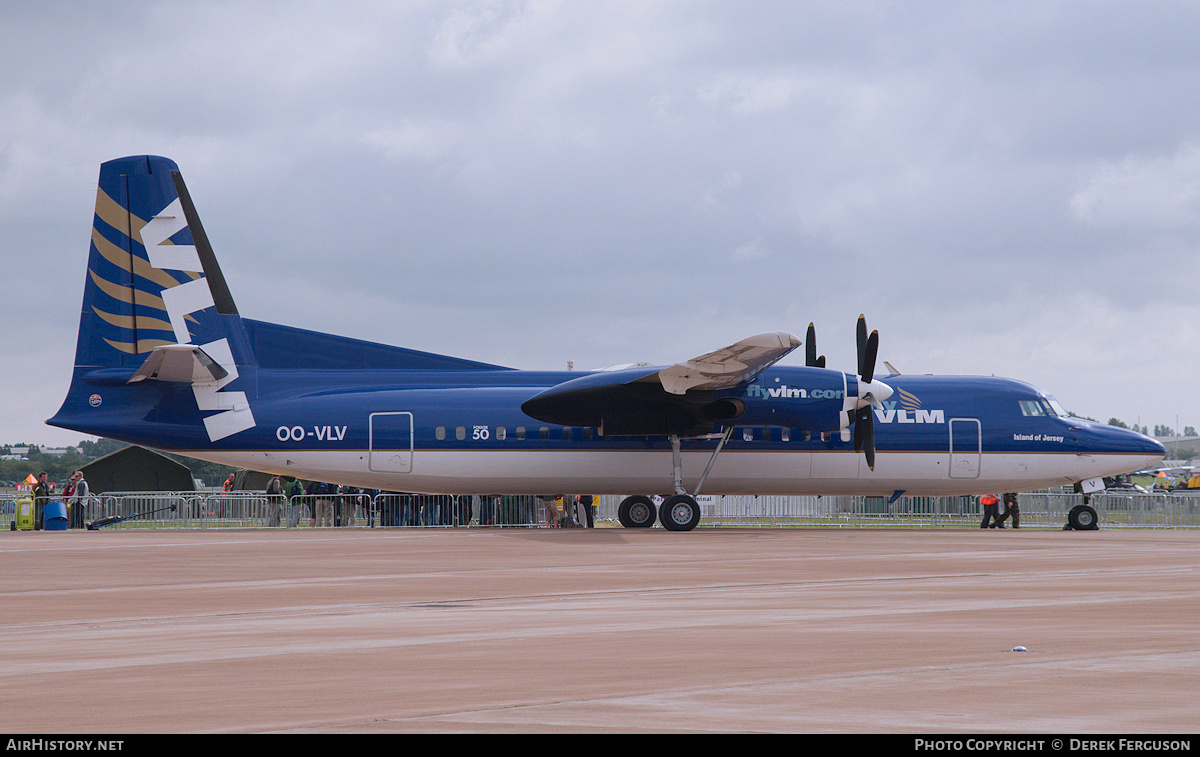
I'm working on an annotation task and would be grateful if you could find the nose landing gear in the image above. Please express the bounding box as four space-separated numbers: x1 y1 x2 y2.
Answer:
1066 503 1099 530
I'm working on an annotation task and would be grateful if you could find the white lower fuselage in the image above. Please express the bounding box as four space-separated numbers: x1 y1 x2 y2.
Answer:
178 447 1161 498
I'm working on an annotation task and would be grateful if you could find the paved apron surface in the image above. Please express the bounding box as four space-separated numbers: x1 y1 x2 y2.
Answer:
1 528 1196 733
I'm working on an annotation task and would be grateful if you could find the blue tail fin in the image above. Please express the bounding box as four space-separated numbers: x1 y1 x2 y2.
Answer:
49 156 257 443
72 155 248 366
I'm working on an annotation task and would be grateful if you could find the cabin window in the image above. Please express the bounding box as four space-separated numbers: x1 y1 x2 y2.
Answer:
781 428 790 442
742 428 754 442
456 426 467 441
761 427 772 441
563 427 573 441
496 427 507 441
539 427 550 440
582 427 593 441
435 426 446 441
516 426 527 440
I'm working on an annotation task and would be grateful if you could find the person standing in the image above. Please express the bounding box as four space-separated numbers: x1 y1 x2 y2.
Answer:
285 478 307 528
979 493 1001 529
314 482 334 527
265 475 283 527
577 494 595 528
340 485 358 527
32 471 51 531
65 470 90 529
996 492 1020 529
60 479 75 525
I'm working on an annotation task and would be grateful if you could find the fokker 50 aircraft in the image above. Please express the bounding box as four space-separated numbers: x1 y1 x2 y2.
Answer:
49 156 1165 530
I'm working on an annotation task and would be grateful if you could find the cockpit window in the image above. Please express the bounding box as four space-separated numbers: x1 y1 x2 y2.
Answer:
1019 400 1048 417
1045 396 1069 417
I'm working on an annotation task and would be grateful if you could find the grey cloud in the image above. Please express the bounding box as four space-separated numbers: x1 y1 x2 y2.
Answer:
4 1 1200 444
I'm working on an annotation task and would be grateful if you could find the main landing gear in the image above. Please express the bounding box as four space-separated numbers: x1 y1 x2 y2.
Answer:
617 495 658 529
617 429 732 532
616 493 703 531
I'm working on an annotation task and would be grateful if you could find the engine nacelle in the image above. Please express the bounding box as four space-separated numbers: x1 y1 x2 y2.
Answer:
721 367 855 432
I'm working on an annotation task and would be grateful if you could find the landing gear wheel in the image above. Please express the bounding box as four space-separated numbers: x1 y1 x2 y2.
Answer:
660 494 701 532
618 495 657 528
1068 504 1099 530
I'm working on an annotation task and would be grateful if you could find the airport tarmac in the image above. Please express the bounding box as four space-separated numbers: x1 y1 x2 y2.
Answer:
1 527 1197 733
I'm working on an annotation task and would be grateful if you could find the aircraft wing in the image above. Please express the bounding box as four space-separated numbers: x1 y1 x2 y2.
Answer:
656 332 801 394
521 332 801 436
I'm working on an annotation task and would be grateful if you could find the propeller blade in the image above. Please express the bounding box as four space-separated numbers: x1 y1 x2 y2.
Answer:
850 406 877 470
862 411 876 470
854 315 880 470
861 329 878 385
805 323 825 368
856 314 867 375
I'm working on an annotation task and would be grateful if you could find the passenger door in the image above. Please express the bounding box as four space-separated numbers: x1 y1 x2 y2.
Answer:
369 412 413 474
948 418 981 479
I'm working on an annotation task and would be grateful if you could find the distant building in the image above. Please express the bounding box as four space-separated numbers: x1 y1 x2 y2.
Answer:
40 447 80 457
1156 436 1200 459
0 445 78 458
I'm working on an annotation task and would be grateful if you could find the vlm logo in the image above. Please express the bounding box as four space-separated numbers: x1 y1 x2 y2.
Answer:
873 387 945 424
745 384 844 400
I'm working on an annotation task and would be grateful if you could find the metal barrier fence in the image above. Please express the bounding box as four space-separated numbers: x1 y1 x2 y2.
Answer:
0 492 554 530
594 491 1200 529
1017 491 1200 529
592 494 981 528
3 490 1199 530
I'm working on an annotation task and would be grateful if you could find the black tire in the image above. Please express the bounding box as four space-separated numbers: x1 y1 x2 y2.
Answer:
1068 504 1099 530
618 495 657 528
660 494 701 532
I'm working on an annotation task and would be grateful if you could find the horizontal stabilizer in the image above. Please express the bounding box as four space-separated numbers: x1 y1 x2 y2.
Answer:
129 344 229 384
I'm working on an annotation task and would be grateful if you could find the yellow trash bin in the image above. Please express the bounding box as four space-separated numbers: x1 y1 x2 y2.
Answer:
15 493 35 531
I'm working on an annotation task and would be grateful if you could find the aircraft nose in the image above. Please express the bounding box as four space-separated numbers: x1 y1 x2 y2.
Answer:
1142 433 1167 458
1115 424 1166 455
1132 431 1166 470
1092 423 1166 460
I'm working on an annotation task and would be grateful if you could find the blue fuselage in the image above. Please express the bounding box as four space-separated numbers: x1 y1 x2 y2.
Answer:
53 358 1165 497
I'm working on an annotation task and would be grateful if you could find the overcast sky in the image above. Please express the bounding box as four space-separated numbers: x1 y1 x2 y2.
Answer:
3 0 1200 447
